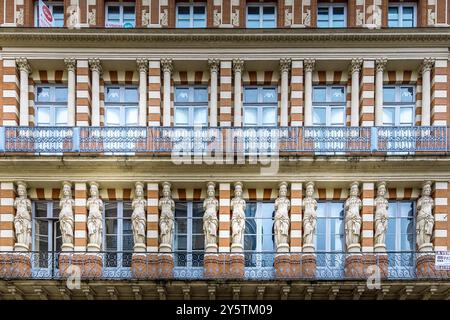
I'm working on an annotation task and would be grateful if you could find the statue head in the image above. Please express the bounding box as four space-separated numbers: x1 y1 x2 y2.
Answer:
16 181 27 198
62 181 72 198
234 182 243 198
377 181 386 197
207 182 215 198
162 182 171 198
135 182 144 198
278 182 288 198
89 182 99 197
305 181 315 197
349 182 359 197
422 181 432 197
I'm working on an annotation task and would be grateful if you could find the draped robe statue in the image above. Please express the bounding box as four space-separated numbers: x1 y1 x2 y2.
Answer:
345 182 362 252
87 182 103 251
159 182 175 251
374 182 389 251
416 181 434 251
303 182 317 252
132 182 146 251
274 182 290 252
59 182 74 251
231 182 246 252
203 182 219 252
14 182 32 251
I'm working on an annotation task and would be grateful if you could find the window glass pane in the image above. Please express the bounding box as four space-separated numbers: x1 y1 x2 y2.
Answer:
399 107 413 125
402 7 414 27
388 7 399 27
55 107 68 125
106 87 120 102
193 19 206 27
125 107 138 125
383 87 396 102
244 107 258 125
262 19 276 28
317 7 329 27
37 87 51 102
175 88 190 102
175 202 187 217
125 88 138 103
176 235 187 250
383 107 395 125
174 108 189 126
177 19 190 28
400 87 414 103
329 202 344 218
262 107 277 125
193 107 208 126
332 6 345 27
105 202 117 217
248 6 260 15
262 88 277 103
244 88 258 103
105 107 121 126
247 20 260 28
55 87 68 102
37 107 51 125
194 88 208 102
192 235 204 250
123 202 133 217
244 234 257 250
313 107 326 125
331 87 345 102
313 87 326 102
330 107 345 125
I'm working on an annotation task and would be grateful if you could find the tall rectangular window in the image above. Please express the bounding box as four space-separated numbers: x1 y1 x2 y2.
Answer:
35 85 68 126
312 86 346 126
317 4 346 28
34 1 65 27
246 4 277 28
383 85 415 126
174 86 208 126
176 3 207 28
388 3 416 27
243 87 278 126
105 86 139 126
174 202 204 271
105 2 136 28
104 201 133 271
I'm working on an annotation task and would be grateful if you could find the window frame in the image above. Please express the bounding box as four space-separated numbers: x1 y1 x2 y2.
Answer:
243 86 278 127
312 85 346 126
314 201 345 253
34 1 65 28
317 3 347 28
175 2 207 28
386 200 415 252
104 85 139 126
382 85 416 126
173 86 209 127
35 84 68 127
105 2 136 28
387 2 417 28
246 3 277 28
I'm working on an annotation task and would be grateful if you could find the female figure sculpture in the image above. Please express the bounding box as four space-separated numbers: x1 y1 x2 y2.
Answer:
86 182 103 251
231 182 246 252
203 182 219 252
303 182 317 252
274 182 290 252
13 181 32 251
345 182 362 252
59 182 75 251
132 182 146 252
374 182 389 252
159 182 175 252
416 181 434 251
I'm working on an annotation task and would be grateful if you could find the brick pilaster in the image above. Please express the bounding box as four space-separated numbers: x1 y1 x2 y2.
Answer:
219 61 232 127
290 182 303 252
360 60 375 127
146 182 159 252
290 60 304 126
0 182 15 251
148 60 161 126
74 182 88 251
361 182 375 252
76 60 90 126
2 59 19 126
431 59 448 126
219 183 231 252
433 181 448 251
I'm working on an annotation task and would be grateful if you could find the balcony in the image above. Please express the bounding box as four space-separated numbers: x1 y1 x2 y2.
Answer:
0 251 447 281
0 126 448 156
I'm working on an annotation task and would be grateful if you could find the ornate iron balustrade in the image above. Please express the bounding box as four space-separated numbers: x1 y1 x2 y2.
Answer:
0 126 448 155
0 251 447 280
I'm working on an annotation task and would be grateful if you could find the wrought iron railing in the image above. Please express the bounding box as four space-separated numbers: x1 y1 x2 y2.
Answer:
0 251 447 280
0 126 448 155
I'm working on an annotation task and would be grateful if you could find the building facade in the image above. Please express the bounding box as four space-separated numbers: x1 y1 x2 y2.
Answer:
0 0 449 300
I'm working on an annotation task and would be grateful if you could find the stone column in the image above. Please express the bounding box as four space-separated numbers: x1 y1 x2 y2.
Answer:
208 59 220 127
421 58 434 126
233 59 244 127
303 59 315 126
280 58 291 126
64 58 76 126
137 58 148 126
374 58 387 126
350 59 362 126
16 58 31 126
161 58 173 127
89 58 102 127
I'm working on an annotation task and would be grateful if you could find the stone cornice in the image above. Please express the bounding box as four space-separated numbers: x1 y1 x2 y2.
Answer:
1 28 450 48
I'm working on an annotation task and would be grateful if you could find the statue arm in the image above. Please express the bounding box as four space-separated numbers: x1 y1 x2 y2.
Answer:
27 199 32 212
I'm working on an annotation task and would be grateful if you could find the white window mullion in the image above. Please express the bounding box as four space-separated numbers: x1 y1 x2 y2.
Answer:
187 202 193 267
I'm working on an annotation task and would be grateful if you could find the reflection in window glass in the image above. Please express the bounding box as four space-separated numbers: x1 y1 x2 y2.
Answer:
382 85 415 126
312 86 346 126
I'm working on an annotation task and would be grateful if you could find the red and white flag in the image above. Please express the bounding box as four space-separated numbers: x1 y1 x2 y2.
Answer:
39 0 54 27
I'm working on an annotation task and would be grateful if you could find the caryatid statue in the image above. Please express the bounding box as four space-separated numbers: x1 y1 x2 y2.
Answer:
86 182 103 251
231 182 246 252
274 182 290 253
132 182 146 252
203 182 219 253
13 181 32 251
303 181 317 253
344 182 362 252
59 181 75 252
416 181 435 252
159 182 175 252
374 182 389 252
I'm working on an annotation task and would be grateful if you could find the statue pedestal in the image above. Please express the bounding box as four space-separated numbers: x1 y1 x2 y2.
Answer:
13 243 29 252
276 244 290 253
416 253 449 278
59 253 103 279
374 244 386 253
302 244 315 253
204 254 219 278
133 243 146 253
61 243 74 252
364 253 388 279
418 243 433 253
229 254 245 279
274 254 291 279
159 244 172 253
301 254 317 279
230 243 243 253
347 243 361 253
205 244 218 253
87 243 101 252
159 254 174 279
344 254 364 279
0 252 31 278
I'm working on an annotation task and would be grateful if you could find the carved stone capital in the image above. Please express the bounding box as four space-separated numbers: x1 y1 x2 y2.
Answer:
136 58 149 73
208 58 220 73
421 57 435 74
88 58 102 74
280 58 292 73
233 58 245 74
16 57 31 74
349 58 363 74
303 58 315 72
161 58 173 74
64 58 76 72
375 58 387 73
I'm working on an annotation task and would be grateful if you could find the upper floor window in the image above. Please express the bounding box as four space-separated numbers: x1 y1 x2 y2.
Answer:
35 1 65 27
106 2 136 28
105 86 139 126
317 3 346 28
246 3 277 28
383 85 415 126
174 201 204 268
176 3 207 28
243 86 277 126
174 86 208 126
312 86 346 126
35 85 68 126
388 3 416 27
